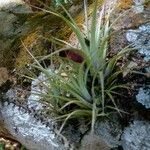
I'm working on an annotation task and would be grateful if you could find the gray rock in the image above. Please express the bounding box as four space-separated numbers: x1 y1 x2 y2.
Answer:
62 124 82 146
94 120 122 148
27 71 50 110
0 0 32 68
0 0 32 37
4 3 32 14
0 70 76 150
126 23 150 61
121 120 150 150
133 0 145 13
0 0 32 13
1 74 68 150
0 101 68 150
0 11 18 37
80 132 110 150
0 10 20 67
136 87 150 109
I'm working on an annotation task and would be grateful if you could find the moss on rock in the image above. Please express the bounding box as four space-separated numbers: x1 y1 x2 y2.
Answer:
15 29 48 69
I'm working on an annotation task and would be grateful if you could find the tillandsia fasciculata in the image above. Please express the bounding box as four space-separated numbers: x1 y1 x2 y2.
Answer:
24 0 135 134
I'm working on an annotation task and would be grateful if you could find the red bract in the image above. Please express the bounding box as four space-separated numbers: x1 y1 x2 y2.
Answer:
67 51 84 63
59 50 84 63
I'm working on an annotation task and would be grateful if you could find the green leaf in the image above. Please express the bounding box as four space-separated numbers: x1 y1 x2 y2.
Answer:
59 100 89 110
106 70 122 86
57 109 92 134
0 144 4 150
106 92 122 116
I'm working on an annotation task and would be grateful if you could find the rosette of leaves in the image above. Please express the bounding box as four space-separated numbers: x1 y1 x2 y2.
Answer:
25 0 133 133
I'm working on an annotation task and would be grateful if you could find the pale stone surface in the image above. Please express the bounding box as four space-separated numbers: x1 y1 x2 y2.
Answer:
0 72 69 150
121 120 150 150
136 87 150 109
1 101 63 150
133 0 145 13
0 12 17 37
126 23 150 109
126 23 150 61
0 0 32 68
0 0 24 8
0 0 31 13
80 133 110 150
94 120 122 148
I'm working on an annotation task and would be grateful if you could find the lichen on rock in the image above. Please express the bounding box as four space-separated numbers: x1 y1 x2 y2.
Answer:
0 11 18 37
80 133 110 150
126 23 150 61
0 0 32 69
15 30 48 69
136 87 150 109
121 120 150 150
94 120 122 148
1 102 62 150
0 71 71 150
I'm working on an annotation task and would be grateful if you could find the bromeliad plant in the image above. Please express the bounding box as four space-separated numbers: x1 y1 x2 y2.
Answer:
27 0 133 133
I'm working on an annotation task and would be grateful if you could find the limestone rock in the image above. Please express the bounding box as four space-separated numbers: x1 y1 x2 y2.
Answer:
0 12 18 37
126 23 150 61
112 0 149 31
110 0 149 54
94 120 122 148
80 133 110 150
0 0 32 12
121 120 150 150
0 71 77 150
0 110 16 143
0 0 32 69
0 79 69 150
136 87 150 109
0 0 24 8
1 102 66 150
